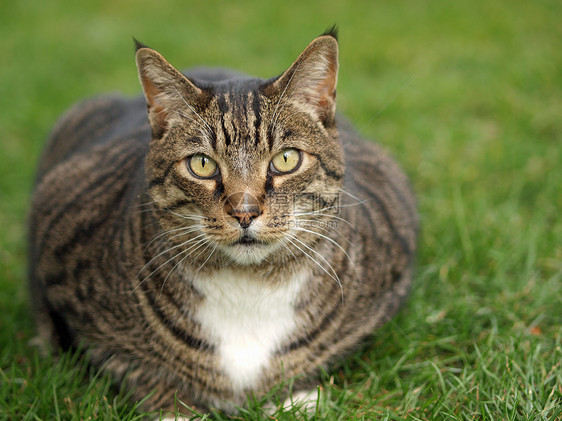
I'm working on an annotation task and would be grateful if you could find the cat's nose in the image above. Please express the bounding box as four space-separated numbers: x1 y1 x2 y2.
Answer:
224 192 262 229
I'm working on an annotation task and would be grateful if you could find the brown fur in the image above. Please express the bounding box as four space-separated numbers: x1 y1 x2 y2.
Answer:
28 33 418 415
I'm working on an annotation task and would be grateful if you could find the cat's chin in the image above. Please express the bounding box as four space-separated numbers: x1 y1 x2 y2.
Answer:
219 241 281 265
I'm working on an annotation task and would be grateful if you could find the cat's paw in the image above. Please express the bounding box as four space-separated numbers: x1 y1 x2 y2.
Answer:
265 388 319 415
282 388 319 412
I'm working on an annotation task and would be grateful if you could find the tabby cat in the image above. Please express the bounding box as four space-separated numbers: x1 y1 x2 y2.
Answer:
28 29 418 416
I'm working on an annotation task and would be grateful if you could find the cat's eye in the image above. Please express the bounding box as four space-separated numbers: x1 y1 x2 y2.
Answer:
270 148 302 174
187 154 219 179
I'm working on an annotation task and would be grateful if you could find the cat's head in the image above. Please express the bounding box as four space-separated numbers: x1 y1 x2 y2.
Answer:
136 33 344 266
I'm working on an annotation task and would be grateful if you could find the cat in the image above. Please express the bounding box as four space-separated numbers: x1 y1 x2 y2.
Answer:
28 28 418 417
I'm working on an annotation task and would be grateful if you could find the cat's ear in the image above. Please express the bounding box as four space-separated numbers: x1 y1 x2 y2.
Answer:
135 45 203 139
271 34 339 125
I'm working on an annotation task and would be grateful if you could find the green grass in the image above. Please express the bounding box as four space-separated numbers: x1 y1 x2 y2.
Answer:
1 0 561 419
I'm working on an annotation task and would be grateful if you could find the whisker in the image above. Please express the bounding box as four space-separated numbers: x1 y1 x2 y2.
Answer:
193 244 218 278
293 219 356 247
292 225 362 286
131 200 158 209
337 188 368 204
133 235 209 293
135 233 207 281
285 233 344 303
144 225 202 251
160 238 210 292
292 226 353 260
160 208 203 221
173 86 214 137
270 231 299 262
270 61 302 136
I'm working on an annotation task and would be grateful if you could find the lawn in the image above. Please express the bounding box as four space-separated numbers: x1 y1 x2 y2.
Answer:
1 0 560 419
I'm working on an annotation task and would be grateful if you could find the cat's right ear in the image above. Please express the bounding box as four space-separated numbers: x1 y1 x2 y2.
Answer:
135 45 203 139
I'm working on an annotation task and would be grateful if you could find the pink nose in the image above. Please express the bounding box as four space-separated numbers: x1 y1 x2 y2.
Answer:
224 192 262 229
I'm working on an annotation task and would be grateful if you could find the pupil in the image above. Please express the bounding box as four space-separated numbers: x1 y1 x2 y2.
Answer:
283 152 288 162
201 157 206 168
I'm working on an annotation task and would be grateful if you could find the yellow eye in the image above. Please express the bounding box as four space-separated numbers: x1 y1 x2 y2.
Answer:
188 154 218 178
270 148 302 174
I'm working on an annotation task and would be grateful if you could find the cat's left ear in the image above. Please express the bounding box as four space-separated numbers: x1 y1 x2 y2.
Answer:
135 43 204 139
270 34 339 125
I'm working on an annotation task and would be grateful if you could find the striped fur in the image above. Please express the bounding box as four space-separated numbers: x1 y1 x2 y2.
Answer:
28 33 418 415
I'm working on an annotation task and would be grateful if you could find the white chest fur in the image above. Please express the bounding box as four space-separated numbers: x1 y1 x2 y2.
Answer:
192 269 308 394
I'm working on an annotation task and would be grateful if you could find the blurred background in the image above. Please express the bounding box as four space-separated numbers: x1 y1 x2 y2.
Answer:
1 0 560 418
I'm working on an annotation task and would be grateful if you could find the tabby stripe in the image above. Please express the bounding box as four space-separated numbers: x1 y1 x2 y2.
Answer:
57 100 125 157
344 138 417 224
45 301 76 351
53 182 129 261
38 138 136 222
136 287 223 392
44 271 66 286
39 140 134 225
265 172 274 195
72 105 123 142
221 119 231 146
309 152 343 181
351 158 417 226
141 283 214 351
113 169 141 270
217 95 232 146
138 293 226 393
37 146 137 257
209 129 218 150
311 291 402 368
71 259 92 283
140 264 192 316
149 161 176 188
213 178 225 198
348 171 412 255
283 247 349 353
124 336 204 396
251 91 262 146
284 294 376 376
285 293 341 352
163 199 195 212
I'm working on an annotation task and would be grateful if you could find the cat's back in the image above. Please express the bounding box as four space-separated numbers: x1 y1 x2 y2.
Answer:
35 94 150 181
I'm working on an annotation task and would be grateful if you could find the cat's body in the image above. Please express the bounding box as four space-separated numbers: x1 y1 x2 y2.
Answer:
29 32 417 414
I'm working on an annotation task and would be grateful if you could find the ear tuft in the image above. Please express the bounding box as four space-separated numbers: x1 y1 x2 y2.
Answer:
322 25 339 41
133 37 150 53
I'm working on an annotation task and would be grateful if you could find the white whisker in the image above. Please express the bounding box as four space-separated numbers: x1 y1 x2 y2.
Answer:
295 219 356 248
160 208 204 222
193 244 218 277
337 188 368 204
134 233 208 286
285 233 344 303
270 61 302 136
173 86 214 137
144 225 202 251
159 238 210 292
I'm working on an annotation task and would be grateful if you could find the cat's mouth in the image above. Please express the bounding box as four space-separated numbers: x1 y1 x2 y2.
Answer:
218 232 281 265
234 234 263 246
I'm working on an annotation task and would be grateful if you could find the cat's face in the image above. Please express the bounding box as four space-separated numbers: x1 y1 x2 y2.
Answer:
137 35 344 266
